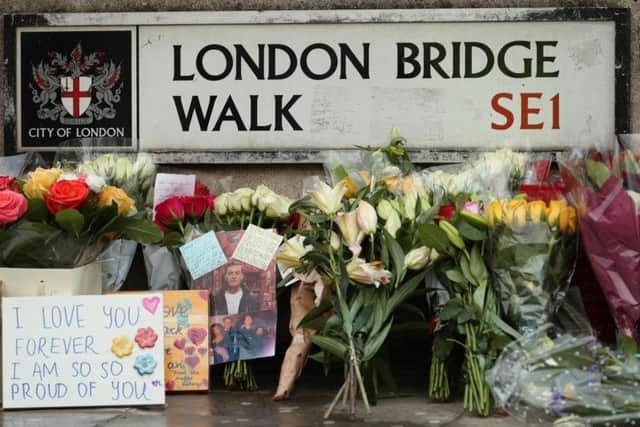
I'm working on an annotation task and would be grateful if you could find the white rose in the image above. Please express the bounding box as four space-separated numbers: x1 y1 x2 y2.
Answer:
85 174 106 193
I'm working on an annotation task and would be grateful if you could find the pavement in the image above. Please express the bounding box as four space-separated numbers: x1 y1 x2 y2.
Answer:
0 388 528 427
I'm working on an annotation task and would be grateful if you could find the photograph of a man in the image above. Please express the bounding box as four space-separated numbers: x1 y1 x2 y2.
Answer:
212 261 259 315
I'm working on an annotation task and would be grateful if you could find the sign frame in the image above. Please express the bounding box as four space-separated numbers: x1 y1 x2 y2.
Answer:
3 8 631 163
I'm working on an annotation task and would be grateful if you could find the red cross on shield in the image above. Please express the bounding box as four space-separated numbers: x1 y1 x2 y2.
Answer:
61 76 92 118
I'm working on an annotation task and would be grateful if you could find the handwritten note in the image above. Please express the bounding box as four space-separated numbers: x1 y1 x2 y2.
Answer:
179 232 227 280
163 291 209 391
152 173 196 219
2 294 165 409
232 224 283 270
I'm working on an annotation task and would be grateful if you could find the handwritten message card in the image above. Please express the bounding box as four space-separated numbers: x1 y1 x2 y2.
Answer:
2 294 165 409
179 232 227 280
232 225 283 270
163 290 209 391
152 173 195 219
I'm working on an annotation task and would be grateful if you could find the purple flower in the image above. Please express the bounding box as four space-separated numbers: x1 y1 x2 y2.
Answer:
549 388 565 416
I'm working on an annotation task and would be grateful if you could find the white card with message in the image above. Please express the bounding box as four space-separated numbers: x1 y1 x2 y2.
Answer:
2 294 165 408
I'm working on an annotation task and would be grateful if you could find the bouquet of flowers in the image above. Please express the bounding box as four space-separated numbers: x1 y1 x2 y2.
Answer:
560 139 640 342
70 153 157 291
285 137 436 418
155 182 295 391
0 167 161 268
486 197 578 335
487 325 640 426
421 200 513 416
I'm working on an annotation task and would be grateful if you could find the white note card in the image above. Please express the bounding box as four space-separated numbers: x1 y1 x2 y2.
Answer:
232 225 283 270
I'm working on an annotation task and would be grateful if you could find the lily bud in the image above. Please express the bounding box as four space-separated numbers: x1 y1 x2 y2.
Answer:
404 246 431 270
336 210 364 256
356 201 377 235
308 181 346 216
402 191 417 220
376 199 396 220
330 231 341 251
384 211 402 238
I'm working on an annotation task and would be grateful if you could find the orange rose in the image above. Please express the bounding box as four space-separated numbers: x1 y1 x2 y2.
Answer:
45 180 90 215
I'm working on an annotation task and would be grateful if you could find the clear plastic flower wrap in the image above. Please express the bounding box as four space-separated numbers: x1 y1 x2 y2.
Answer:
486 197 578 335
52 139 158 290
487 325 640 427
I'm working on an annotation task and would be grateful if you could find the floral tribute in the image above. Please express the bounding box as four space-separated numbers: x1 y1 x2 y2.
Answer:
0 167 161 268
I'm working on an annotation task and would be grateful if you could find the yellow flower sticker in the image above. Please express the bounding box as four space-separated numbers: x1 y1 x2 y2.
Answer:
111 336 134 358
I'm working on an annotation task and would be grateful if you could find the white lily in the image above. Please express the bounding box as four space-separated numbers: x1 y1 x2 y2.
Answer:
336 210 364 256
384 210 402 238
346 258 391 288
276 235 309 270
404 246 431 271
356 200 377 235
308 181 346 216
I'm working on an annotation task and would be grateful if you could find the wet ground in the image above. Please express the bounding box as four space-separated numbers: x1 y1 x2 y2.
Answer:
1 388 525 427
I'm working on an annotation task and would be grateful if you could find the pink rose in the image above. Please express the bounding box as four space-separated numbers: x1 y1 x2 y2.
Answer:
0 176 18 192
0 190 28 224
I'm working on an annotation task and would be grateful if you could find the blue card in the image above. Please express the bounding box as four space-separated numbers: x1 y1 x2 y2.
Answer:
179 231 227 280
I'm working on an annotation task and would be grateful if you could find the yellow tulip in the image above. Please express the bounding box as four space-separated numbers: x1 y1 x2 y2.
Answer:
486 200 505 228
23 167 63 199
98 186 136 216
546 200 563 228
506 199 527 227
344 171 371 198
528 200 546 223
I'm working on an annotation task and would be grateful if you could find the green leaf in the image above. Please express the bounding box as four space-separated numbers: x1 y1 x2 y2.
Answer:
419 224 451 253
384 271 426 320
457 219 487 241
383 229 405 286
55 209 85 237
298 299 333 329
470 244 488 287
433 331 455 360
24 198 49 221
473 285 487 311
445 268 466 284
363 319 393 361
439 298 464 321
488 312 521 340
586 158 611 189
459 255 476 286
120 218 163 243
310 335 348 360
163 231 184 248
333 165 348 182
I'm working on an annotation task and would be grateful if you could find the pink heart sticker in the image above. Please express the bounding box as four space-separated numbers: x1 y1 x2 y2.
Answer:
185 346 195 355
174 338 186 350
143 296 160 315
198 290 208 301
198 347 208 356
185 356 200 368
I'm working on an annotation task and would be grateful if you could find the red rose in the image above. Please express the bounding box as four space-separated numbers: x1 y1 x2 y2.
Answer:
284 212 301 229
154 197 185 227
44 180 90 215
436 204 456 223
0 190 28 224
181 195 214 219
0 176 18 192
195 180 210 196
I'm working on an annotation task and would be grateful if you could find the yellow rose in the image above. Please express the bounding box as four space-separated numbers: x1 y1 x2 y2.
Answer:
345 171 371 198
23 167 63 199
506 199 527 227
528 200 546 223
559 204 577 234
97 186 136 216
487 200 505 228
111 336 134 358
546 200 564 229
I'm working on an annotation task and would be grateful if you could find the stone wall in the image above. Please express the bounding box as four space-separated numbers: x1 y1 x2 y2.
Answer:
1 0 638 197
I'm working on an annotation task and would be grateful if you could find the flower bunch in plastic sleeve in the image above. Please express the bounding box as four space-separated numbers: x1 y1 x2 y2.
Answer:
486 197 578 336
487 325 640 427
76 153 156 210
